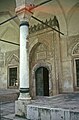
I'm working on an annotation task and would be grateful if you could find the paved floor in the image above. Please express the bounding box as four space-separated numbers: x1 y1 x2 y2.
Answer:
1 102 26 120
30 92 79 111
0 89 25 120
0 89 79 119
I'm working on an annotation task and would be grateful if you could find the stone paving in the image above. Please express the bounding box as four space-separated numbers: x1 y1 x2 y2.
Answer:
0 89 25 120
0 89 79 119
27 93 79 120
30 92 79 111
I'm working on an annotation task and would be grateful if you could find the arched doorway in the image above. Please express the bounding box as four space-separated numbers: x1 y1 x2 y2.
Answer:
35 67 49 96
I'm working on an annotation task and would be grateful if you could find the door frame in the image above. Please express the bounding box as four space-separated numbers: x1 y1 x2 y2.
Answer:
31 62 52 97
73 57 79 90
35 67 49 96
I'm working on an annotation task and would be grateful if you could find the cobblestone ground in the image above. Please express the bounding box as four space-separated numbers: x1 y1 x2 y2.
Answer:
0 102 15 120
0 102 26 120
31 92 79 111
0 89 25 120
1 89 79 120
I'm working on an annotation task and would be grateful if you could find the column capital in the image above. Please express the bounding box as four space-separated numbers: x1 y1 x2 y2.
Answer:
20 21 29 27
15 0 34 22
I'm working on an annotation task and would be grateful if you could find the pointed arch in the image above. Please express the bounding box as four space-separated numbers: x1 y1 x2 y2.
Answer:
29 41 48 63
67 2 79 35
68 2 79 22
7 54 19 65
72 42 79 56
30 61 52 98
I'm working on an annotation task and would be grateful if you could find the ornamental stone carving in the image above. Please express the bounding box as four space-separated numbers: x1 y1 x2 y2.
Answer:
29 16 59 34
67 35 79 56
72 43 79 55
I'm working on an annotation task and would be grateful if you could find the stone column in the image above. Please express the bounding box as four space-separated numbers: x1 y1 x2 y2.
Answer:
15 0 34 117
19 21 30 100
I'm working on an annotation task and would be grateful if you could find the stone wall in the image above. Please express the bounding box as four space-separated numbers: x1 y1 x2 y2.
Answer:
0 26 79 97
29 18 79 96
0 15 79 97
29 20 62 97
0 49 19 89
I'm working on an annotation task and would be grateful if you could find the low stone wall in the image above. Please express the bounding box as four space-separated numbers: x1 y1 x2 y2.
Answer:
27 105 79 120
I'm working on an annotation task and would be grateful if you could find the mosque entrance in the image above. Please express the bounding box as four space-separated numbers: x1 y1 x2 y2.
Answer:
35 67 49 96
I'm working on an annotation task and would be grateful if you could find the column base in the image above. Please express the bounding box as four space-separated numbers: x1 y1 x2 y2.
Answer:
15 93 31 118
18 92 31 100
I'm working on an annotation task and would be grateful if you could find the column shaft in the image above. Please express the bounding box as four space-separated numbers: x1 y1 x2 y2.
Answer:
20 21 29 93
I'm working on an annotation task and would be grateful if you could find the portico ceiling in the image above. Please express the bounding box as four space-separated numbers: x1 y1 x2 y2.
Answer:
0 0 79 30
0 0 79 51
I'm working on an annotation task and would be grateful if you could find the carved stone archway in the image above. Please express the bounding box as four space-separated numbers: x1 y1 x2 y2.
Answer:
72 42 79 55
31 61 52 98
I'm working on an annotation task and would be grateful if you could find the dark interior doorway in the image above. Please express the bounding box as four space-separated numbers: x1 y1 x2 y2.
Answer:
76 59 79 87
35 67 49 96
